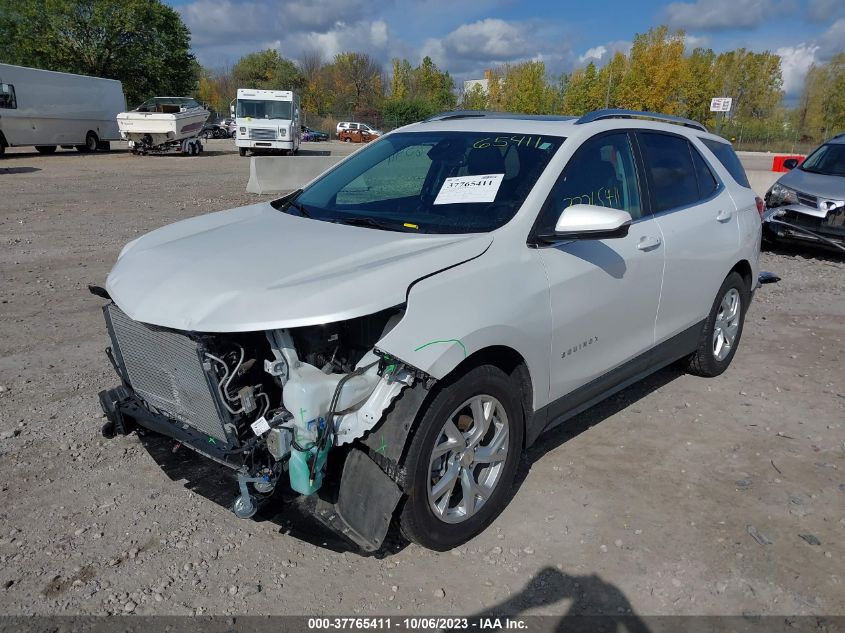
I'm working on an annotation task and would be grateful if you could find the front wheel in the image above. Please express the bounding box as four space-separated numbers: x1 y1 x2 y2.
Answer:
683 271 750 377
398 365 523 551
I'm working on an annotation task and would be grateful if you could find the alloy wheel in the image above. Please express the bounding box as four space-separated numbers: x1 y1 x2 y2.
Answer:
713 288 741 361
427 395 509 524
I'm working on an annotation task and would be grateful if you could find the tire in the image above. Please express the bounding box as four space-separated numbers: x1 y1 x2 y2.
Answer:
344 137 351 143
35 145 57 154
76 132 98 153
398 365 524 551
683 271 750 377
238 147 247 157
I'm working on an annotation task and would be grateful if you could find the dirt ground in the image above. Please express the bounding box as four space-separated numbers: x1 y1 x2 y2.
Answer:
0 140 843 618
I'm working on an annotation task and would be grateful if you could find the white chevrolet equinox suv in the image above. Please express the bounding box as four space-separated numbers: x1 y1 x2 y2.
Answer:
94 109 762 552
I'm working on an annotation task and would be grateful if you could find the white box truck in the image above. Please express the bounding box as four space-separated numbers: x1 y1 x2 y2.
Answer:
234 88 301 156
0 63 125 156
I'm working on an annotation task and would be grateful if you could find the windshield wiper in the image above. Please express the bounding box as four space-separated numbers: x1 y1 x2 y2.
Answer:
287 199 312 218
272 189 311 217
332 216 411 232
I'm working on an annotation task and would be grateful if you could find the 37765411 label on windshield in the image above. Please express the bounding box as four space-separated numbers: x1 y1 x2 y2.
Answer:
433 174 504 205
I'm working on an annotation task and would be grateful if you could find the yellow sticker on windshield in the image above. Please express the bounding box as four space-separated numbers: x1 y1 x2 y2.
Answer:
403 222 419 229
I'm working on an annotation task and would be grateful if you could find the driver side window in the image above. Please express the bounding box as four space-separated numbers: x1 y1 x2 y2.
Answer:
537 132 642 234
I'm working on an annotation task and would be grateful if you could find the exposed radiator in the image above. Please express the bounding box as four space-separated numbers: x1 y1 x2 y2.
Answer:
104 304 230 442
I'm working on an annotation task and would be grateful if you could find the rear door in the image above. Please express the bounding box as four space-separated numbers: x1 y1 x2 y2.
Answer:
636 131 739 344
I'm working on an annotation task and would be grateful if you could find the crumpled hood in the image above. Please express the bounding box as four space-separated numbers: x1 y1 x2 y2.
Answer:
106 202 492 332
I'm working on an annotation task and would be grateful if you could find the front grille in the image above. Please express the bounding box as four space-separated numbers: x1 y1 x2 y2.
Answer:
796 190 818 208
104 305 230 442
249 127 277 140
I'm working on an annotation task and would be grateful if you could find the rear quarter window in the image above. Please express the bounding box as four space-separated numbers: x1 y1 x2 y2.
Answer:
701 138 750 188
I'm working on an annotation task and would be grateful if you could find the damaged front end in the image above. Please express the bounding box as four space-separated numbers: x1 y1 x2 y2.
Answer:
95 291 428 551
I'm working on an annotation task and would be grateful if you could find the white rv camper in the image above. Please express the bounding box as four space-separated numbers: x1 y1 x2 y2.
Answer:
234 88 301 156
0 63 125 156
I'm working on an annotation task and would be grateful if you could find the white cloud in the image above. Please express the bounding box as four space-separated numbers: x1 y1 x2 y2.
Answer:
807 0 845 22
578 46 607 64
817 17 845 60
776 44 819 95
419 17 574 80
282 20 391 60
664 0 779 31
179 0 388 64
684 34 711 49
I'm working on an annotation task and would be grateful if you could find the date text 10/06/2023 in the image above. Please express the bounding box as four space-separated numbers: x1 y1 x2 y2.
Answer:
307 617 529 630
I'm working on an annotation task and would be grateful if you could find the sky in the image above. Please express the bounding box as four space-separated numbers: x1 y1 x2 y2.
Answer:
166 0 845 99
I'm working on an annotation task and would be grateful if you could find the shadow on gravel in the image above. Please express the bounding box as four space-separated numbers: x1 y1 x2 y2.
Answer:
516 364 686 494
1 149 125 159
762 241 844 262
136 432 404 557
135 364 686 558
0 166 41 174
471 566 650 631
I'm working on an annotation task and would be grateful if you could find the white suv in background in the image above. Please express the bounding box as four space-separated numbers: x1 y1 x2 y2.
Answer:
336 121 382 137
95 109 762 552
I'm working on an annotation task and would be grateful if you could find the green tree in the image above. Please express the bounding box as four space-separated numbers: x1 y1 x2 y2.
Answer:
390 58 413 101
561 62 601 115
0 0 197 106
460 83 488 110
713 49 783 122
381 98 438 127
232 49 305 92
680 47 717 125
616 26 688 114
325 52 383 114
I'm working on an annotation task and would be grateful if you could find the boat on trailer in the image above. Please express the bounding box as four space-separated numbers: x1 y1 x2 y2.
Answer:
117 97 210 155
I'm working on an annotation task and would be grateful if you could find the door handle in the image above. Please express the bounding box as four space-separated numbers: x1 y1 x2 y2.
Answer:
716 209 733 222
637 236 661 251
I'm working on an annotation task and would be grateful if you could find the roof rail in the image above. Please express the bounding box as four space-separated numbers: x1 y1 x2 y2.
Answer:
424 110 577 123
575 109 707 132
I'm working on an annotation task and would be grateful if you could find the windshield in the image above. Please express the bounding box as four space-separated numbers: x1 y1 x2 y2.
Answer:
136 97 200 112
274 131 565 234
236 99 292 120
801 143 845 177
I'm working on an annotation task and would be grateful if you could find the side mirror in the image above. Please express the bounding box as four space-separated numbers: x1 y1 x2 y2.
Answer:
0 83 9 95
783 158 799 170
538 204 633 242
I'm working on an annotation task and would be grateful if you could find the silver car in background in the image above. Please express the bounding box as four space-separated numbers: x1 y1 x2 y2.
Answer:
763 133 845 253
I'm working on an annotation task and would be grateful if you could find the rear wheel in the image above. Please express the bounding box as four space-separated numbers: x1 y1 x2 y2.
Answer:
398 365 523 551
684 271 749 377
76 131 98 153
35 145 57 154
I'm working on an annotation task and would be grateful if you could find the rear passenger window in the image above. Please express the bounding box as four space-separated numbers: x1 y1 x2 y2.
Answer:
701 138 750 188
639 132 699 212
691 147 719 198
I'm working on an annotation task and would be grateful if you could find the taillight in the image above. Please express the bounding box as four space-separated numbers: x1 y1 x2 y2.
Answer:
755 196 765 219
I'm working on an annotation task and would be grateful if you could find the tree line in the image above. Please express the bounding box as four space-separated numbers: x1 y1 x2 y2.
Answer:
1 1 842 147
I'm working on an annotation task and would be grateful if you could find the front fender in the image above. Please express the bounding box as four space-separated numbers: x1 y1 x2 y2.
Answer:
376 245 552 412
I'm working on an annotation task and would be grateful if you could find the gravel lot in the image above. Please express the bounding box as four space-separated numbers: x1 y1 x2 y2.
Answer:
0 140 843 618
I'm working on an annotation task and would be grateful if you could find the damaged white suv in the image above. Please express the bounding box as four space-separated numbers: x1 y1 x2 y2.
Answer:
95 109 761 552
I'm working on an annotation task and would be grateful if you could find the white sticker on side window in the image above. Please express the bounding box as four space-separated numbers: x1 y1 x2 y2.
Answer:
433 174 504 205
